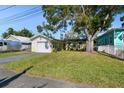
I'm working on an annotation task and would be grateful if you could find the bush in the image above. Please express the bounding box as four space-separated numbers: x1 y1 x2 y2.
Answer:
52 48 57 52
80 43 86 51
75 42 80 51
69 43 73 50
65 43 69 51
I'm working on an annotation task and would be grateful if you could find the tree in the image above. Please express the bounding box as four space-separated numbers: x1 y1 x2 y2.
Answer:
2 32 8 38
2 28 16 38
120 16 124 21
37 23 54 38
37 25 43 34
64 30 85 40
42 5 124 52
19 28 33 37
2 27 33 38
120 16 124 27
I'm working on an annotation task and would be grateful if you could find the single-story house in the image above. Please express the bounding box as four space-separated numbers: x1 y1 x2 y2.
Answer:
6 35 31 50
31 34 86 53
31 35 53 53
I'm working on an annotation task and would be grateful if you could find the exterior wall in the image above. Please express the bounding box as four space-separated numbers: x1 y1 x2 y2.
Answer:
114 29 124 50
21 44 31 50
97 45 124 59
31 37 52 53
96 29 124 59
96 31 114 46
98 45 116 55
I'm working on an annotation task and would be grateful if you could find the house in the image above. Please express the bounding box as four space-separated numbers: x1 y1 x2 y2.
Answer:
6 35 31 50
96 28 124 50
31 35 53 53
95 28 124 59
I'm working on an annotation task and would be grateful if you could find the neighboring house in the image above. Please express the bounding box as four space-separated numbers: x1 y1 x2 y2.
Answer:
6 35 31 50
96 28 124 50
31 35 53 53
95 28 124 59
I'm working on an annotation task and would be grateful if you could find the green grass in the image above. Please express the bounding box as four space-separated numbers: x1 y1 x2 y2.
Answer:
0 51 31 58
3 51 124 87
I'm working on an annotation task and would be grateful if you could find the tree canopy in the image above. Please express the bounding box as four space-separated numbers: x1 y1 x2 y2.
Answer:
42 5 124 52
2 27 34 38
36 23 54 39
120 16 124 27
120 16 124 21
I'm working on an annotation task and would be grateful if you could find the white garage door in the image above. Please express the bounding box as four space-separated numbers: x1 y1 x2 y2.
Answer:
37 41 49 52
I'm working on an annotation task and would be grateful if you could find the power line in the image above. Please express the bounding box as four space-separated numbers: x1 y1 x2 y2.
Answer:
0 6 42 25
0 6 40 21
2 10 42 25
0 5 16 12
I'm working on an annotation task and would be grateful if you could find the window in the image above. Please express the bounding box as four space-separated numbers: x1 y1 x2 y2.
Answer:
4 42 7 45
45 42 49 49
0 42 3 46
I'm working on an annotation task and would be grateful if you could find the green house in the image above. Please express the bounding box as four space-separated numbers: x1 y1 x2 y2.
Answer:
96 28 124 50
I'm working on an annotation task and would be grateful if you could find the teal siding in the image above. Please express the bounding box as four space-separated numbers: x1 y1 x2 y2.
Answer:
114 29 124 50
96 31 114 46
96 28 124 50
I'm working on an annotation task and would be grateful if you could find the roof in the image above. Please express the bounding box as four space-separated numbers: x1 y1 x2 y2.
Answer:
96 28 124 38
30 35 52 41
6 35 31 43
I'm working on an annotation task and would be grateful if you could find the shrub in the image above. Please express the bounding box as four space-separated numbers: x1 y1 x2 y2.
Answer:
80 43 86 51
75 42 80 51
52 48 57 52
69 42 73 50
65 43 69 50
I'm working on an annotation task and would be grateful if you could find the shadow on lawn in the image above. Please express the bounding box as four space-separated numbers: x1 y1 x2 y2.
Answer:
0 66 33 88
97 51 124 61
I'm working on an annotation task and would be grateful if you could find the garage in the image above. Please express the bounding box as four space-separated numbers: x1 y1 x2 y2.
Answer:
31 35 52 53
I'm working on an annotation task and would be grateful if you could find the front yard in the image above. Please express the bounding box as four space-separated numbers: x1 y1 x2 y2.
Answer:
2 51 124 87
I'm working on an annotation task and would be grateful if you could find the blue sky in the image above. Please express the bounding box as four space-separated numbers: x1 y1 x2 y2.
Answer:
0 5 123 39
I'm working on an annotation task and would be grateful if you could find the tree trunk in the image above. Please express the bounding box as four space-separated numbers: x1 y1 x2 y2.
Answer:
86 36 94 52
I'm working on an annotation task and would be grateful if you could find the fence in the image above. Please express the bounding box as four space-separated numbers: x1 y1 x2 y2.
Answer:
97 45 124 60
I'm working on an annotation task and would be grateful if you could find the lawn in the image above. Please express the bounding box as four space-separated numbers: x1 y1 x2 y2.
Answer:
3 51 124 87
0 51 31 58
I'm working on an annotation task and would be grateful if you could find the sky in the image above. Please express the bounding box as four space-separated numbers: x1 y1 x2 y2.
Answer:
0 5 123 39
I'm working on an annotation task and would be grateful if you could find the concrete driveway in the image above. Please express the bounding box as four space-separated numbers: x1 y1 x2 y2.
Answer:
0 53 37 64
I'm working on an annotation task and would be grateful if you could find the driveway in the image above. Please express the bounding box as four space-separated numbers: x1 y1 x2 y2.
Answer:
0 53 37 64
0 67 84 88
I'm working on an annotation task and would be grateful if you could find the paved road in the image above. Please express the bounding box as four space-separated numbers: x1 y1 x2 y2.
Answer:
0 68 84 88
0 53 37 64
